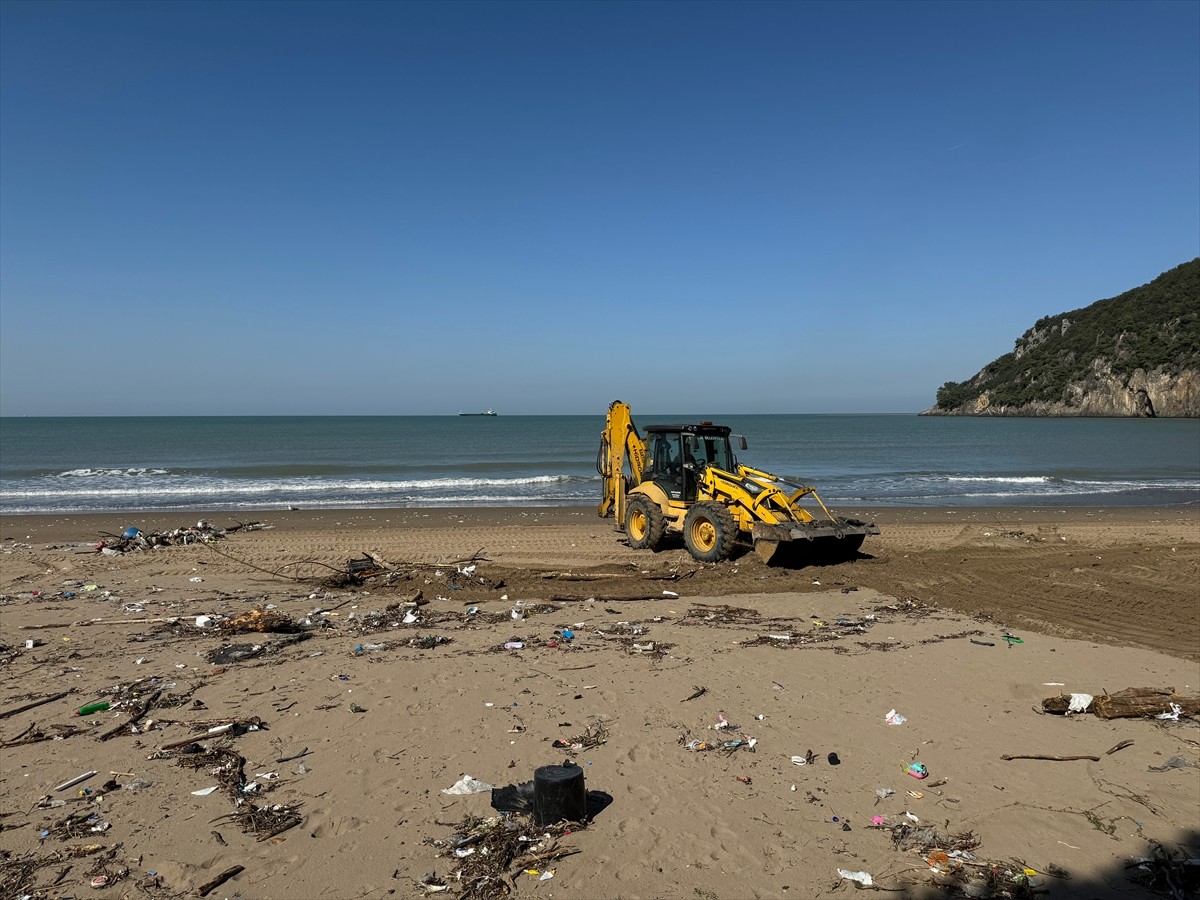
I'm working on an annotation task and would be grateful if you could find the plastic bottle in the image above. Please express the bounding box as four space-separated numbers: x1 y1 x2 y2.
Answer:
75 702 111 716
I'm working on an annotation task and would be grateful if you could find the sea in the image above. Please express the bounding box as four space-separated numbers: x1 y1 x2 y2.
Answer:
0 414 1197 515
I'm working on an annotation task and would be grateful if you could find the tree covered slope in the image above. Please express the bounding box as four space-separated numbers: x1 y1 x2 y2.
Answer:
927 259 1200 417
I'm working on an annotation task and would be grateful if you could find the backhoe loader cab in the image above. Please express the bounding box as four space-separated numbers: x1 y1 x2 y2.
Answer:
643 424 743 502
597 400 879 565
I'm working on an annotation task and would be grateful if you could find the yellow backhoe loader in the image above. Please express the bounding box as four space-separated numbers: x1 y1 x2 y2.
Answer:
596 400 879 565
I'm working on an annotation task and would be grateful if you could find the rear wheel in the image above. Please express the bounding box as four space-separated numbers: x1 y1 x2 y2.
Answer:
626 494 665 550
683 501 737 562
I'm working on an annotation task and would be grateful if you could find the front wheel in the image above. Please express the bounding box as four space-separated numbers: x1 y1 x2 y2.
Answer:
683 501 737 563
626 494 666 550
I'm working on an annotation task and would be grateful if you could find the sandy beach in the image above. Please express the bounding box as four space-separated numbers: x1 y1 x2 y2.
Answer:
1 505 1197 899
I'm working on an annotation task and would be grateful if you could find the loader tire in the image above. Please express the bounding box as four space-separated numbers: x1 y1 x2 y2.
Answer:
626 494 666 551
683 501 737 563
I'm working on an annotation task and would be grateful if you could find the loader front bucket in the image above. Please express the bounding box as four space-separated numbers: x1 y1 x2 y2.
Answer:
751 518 879 567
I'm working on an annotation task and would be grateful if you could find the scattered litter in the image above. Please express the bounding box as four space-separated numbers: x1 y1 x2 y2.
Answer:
54 771 98 792
224 609 303 634
1155 703 1183 721
885 709 907 726
191 786 219 796
906 762 928 779
1126 841 1200 895
837 869 873 887
1068 693 1094 714
1148 756 1195 772
442 776 494 795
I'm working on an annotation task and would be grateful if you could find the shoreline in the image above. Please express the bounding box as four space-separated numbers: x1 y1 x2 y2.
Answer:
3 502 1196 544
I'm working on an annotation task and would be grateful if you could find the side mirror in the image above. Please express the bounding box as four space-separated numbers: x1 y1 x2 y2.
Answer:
736 435 748 450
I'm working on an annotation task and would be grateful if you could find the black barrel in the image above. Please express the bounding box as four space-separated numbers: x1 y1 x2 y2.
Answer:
533 763 586 825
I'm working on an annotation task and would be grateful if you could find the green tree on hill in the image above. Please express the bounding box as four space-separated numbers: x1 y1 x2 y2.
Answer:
934 259 1200 413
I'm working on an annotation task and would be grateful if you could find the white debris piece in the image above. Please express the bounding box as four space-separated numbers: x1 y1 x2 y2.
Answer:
837 869 874 887
441 776 493 795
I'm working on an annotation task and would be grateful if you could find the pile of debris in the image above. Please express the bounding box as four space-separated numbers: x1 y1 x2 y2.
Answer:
95 521 268 555
426 815 581 899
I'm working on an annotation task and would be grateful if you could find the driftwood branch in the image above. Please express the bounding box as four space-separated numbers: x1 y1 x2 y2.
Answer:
196 865 244 897
0 690 74 720
1001 754 1101 762
1042 687 1199 719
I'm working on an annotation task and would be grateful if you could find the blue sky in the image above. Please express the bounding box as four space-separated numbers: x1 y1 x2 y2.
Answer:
1 0 1197 416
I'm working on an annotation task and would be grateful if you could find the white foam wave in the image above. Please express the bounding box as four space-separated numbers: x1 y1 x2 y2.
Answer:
57 468 171 478
945 476 1051 484
1 473 585 501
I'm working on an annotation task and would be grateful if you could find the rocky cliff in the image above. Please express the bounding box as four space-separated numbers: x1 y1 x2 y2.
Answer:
925 259 1200 417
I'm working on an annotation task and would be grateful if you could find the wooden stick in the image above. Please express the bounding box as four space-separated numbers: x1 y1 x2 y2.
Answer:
97 689 162 742
1106 740 1134 755
21 616 176 630
256 817 301 842
196 865 244 897
0 690 73 719
1000 754 1100 762
365 550 397 570
160 734 207 751
78 616 176 627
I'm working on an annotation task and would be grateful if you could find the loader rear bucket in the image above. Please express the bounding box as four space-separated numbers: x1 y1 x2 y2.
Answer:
751 519 879 567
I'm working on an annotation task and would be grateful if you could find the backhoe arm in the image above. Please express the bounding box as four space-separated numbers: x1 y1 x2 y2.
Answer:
596 400 648 525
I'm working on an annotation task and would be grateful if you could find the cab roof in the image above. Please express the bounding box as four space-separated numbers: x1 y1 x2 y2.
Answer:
644 423 732 437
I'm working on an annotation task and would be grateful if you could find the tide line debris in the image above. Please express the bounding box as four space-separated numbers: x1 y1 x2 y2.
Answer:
93 521 267 555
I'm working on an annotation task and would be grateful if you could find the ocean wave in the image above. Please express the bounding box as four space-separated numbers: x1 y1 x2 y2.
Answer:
57 467 172 478
1 473 594 501
944 475 1052 484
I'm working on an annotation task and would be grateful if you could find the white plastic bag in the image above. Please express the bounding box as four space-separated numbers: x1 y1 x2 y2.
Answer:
1068 693 1094 713
441 775 493 795
837 869 874 887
